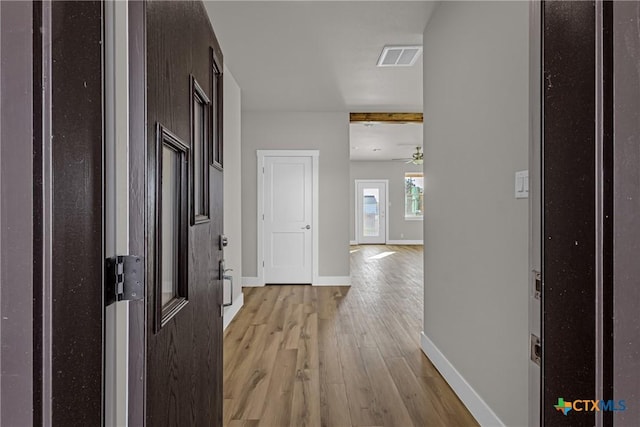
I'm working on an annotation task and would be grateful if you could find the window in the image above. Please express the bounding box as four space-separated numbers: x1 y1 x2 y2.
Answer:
156 124 189 331
210 48 223 169
191 76 210 224
405 172 424 219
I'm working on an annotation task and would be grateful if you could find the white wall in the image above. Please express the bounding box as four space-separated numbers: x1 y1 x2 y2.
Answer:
241 112 350 282
222 67 244 328
422 2 529 426
350 161 423 243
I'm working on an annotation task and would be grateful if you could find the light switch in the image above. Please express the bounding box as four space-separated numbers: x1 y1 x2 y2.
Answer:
515 170 529 199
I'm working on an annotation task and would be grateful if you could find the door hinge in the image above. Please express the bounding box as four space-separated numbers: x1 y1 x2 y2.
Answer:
262 261 265 267
530 334 541 366
105 255 144 306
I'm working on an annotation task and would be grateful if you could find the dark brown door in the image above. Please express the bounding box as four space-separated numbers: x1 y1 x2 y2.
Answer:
146 1 224 425
540 1 617 426
31 1 105 425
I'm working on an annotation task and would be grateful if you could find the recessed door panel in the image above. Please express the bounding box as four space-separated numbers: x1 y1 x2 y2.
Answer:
272 232 306 268
271 163 306 223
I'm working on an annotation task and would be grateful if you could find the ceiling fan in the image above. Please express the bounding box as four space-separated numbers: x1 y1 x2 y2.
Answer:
393 146 423 165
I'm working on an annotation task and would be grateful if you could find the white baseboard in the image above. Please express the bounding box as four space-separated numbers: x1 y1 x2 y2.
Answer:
420 332 504 427
242 276 350 286
386 239 424 245
350 240 357 245
313 276 351 286
223 292 244 331
241 277 264 287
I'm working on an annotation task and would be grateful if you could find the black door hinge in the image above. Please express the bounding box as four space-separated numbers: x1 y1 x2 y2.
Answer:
105 255 144 306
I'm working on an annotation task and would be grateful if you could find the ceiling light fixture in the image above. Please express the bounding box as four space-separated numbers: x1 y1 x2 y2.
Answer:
392 146 424 165
377 45 423 67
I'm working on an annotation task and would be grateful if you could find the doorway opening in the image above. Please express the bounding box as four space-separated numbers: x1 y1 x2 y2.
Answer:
355 180 388 244
257 150 319 285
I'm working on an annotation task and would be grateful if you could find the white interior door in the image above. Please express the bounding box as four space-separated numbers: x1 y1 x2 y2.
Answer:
264 156 313 283
356 181 387 244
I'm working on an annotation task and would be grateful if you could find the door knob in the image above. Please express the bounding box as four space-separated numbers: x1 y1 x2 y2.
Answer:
301 225 311 229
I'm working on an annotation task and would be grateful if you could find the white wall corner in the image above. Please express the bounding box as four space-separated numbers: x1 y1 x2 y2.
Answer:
420 332 505 427
313 276 351 287
386 240 424 245
223 292 245 331
241 277 264 287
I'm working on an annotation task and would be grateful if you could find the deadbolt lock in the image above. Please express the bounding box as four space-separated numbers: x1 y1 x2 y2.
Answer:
219 235 228 250
530 334 541 366
533 270 541 300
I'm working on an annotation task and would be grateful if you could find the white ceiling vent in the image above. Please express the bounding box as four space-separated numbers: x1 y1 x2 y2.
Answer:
376 45 423 67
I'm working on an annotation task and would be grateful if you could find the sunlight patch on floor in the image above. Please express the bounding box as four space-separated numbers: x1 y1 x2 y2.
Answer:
367 251 396 260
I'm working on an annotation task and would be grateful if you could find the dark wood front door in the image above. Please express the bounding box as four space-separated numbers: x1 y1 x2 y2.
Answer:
146 1 224 425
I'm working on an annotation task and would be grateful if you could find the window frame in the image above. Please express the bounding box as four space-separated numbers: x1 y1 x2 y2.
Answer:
210 48 224 170
404 172 424 220
190 76 211 225
155 123 190 332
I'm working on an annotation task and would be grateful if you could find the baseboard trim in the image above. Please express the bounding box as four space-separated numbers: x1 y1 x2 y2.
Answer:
420 332 504 427
386 240 424 245
243 276 351 286
223 292 244 331
350 240 357 245
313 276 351 286
241 277 263 287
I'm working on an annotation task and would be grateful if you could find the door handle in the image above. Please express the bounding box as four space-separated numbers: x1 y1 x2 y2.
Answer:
301 225 311 229
223 273 233 307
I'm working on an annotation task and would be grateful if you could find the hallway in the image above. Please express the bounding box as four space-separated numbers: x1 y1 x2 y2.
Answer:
223 245 477 427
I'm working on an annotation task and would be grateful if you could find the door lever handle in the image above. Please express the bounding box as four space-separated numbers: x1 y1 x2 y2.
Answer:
301 225 311 229
223 274 233 307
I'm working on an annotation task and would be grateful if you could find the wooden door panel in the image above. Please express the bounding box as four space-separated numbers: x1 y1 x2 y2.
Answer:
542 2 597 425
146 1 223 425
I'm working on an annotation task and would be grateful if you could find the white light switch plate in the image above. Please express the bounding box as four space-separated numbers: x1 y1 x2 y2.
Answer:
515 170 529 199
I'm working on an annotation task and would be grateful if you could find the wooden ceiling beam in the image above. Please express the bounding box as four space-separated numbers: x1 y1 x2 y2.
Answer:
349 112 423 123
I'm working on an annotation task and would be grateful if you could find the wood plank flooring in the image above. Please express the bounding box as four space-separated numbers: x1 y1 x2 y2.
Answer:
223 245 479 427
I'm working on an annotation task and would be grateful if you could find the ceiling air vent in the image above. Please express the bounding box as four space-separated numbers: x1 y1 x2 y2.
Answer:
376 45 423 67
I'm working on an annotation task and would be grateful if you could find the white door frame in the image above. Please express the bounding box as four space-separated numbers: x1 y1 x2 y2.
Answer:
528 2 541 425
257 150 319 286
104 1 130 425
355 179 389 244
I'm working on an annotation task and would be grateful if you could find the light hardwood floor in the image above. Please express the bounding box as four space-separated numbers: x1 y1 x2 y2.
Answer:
223 245 479 427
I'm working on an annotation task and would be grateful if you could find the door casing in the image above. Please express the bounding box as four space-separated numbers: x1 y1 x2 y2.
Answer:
103 0 132 424
528 1 542 425
257 150 319 286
